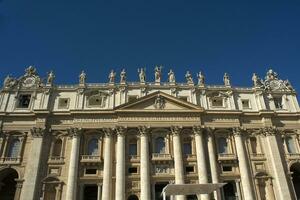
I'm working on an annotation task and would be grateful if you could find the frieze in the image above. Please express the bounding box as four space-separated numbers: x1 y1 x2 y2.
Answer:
118 116 200 122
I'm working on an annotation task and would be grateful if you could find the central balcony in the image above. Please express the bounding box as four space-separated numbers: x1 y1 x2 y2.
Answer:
1 157 21 164
152 153 172 161
218 153 237 161
80 155 102 163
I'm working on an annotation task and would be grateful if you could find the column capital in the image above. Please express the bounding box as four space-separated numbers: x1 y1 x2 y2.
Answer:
31 127 46 138
170 126 182 135
192 125 205 136
115 126 127 136
260 126 278 136
138 126 150 136
103 128 114 137
67 127 82 138
232 127 244 136
205 127 215 137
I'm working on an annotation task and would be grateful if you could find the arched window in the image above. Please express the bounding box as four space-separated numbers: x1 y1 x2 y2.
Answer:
155 137 165 154
129 138 137 156
88 139 99 155
52 139 62 157
286 137 297 153
218 137 228 154
7 139 21 158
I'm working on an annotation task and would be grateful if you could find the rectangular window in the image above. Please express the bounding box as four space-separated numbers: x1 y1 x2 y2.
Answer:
185 166 194 173
128 95 138 103
17 94 31 108
274 97 283 109
179 96 188 102
128 167 138 174
211 98 223 107
286 137 297 154
242 99 250 109
129 143 137 156
85 168 97 175
58 98 69 109
222 166 232 172
183 143 192 155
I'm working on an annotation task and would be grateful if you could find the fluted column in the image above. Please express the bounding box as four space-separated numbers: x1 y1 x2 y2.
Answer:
262 127 293 200
102 128 113 200
233 128 255 200
20 128 45 200
193 126 209 200
65 128 81 200
115 126 126 200
139 126 151 200
207 128 221 200
171 126 185 200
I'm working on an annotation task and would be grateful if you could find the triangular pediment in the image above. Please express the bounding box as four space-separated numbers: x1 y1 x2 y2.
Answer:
115 91 203 112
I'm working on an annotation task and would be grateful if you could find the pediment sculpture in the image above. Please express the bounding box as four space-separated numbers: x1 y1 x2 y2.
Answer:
3 66 43 89
252 69 294 92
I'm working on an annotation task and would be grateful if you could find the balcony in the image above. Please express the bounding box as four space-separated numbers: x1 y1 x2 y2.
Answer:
286 153 300 159
250 153 265 160
80 155 101 163
1 157 21 164
184 154 197 161
152 153 172 161
218 153 237 161
128 155 140 162
48 156 64 164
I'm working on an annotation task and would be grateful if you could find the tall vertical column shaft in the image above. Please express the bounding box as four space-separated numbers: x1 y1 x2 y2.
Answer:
263 127 293 200
102 128 113 200
193 126 209 200
115 126 126 200
139 126 151 200
233 128 255 200
207 128 221 200
171 126 185 200
20 128 45 200
65 128 81 200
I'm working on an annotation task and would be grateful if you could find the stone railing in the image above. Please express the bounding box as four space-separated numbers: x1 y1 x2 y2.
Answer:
184 154 197 161
128 155 140 161
80 155 101 163
250 153 265 159
286 153 300 159
48 156 64 164
1 157 21 164
218 153 237 161
152 153 172 161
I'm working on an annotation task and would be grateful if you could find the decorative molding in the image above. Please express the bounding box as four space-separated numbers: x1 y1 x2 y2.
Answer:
102 128 114 137
115 126 126 136
170 126 182 135
138 125 150 136
31 127 45 138
67 127 82 138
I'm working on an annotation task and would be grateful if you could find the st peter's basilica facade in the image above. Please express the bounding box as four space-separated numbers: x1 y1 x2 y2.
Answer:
0 66 299 200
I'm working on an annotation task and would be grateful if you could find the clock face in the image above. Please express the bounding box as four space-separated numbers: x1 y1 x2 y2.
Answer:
269 80 281 90
23 77 35 87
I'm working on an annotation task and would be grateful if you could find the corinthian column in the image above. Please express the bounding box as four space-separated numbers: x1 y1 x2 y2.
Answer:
193 126 209 200
171 126 185 200
207 128 221 200
65 128 81 200
20 128 45 200
262 127 293 200
138 126 151 200
115 126 126 200
233 128 255 200
102 128 113 200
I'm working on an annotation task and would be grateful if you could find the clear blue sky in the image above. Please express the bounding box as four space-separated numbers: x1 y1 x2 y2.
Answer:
0 1 299 89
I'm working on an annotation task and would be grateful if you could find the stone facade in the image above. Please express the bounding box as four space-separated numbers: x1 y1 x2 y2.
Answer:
0 66 299 200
